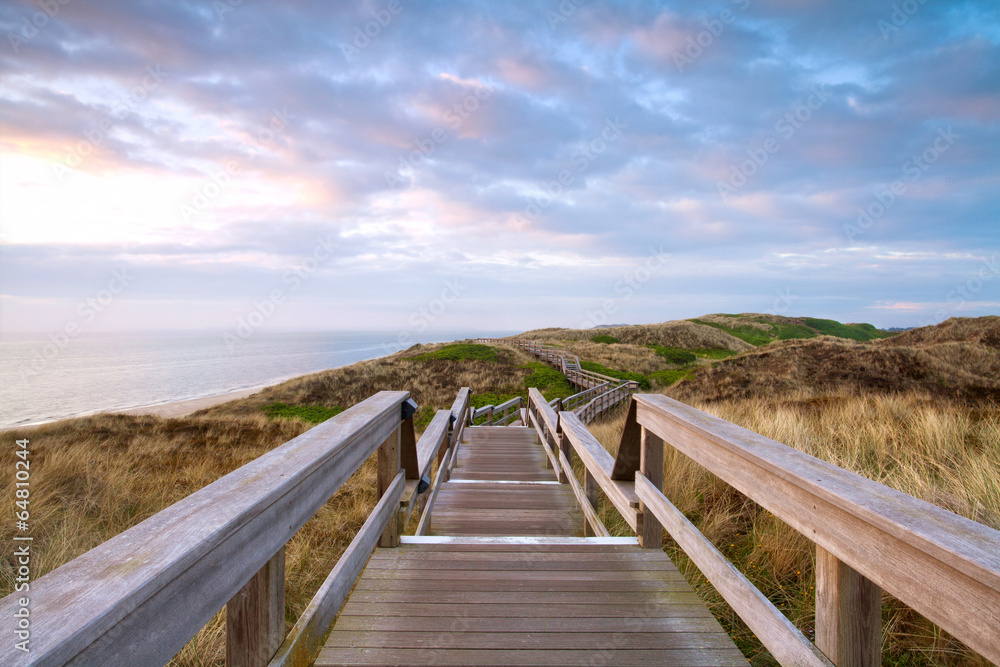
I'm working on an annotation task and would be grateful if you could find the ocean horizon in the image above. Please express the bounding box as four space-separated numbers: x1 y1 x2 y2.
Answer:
0 329 511 429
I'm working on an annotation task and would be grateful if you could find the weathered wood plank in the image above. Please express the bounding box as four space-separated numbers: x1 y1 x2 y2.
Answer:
415 410 451 479
316 647 748 666
635 472 833 667
323 630 740 650
227 547 285 667
0 391 409 667
414 447 452 536
559 412 640 530
377 425 402 548
815 546 881 667
332 615 723 633
267 472 404 667
638 428 663 549
558 449 610 537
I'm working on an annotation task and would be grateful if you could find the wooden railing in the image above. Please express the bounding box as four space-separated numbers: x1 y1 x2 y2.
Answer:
476 338 637 424
529 390 1000 666
475 337 633 391
468 395 523 426
0 390 472 667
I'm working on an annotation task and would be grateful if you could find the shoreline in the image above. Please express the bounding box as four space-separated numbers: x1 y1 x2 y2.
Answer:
1 377 294 432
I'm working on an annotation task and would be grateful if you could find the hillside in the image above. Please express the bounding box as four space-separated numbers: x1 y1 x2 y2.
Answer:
514 313 901 391
670 316 1000 404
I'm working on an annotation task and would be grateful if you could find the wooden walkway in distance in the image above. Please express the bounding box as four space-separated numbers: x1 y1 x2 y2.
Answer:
317 425 749 666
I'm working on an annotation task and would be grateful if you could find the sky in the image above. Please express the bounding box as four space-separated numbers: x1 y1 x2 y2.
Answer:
1 0 998 338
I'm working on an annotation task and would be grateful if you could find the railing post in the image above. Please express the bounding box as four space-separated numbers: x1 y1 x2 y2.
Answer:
377 425 402 547
584 470 599 537
815 546 881 666
226 546 285 667
637 427 663 548
556 417 571 484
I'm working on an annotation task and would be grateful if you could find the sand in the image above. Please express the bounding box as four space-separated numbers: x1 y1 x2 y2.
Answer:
116 386 264 418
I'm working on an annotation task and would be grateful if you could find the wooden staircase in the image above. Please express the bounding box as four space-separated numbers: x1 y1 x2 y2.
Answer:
316 425 749 666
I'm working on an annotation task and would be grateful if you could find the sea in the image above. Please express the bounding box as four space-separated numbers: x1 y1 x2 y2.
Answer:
0 330 507 429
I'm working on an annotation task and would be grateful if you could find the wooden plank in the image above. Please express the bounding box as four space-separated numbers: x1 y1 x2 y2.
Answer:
414 447 452 536
558 449 610 537
337 602 714 618
415 410 451 479
227 546 285 667
377 425 401 548
634 393 1000 662
267 472 404 667
638 427 663 549
0 391 409 667
635 473 834 667
316 647 747 666
400 416 418 479
324 630 740 650
343 590 699 605
559 411 640 530
815 546 881 667
332 615 725 633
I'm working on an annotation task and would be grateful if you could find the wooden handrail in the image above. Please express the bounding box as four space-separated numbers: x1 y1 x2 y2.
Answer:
612 394 1000 665
0 391 412 667
635 473 833 666
268 471 405 667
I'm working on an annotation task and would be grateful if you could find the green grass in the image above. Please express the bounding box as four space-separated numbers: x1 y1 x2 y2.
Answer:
649 368 697 386
414 343 498 362
802 318 892 341
580 361 651 390
691 319 772 346
763 321 817 341
591 334 619 344
262 402 344 424
650 345 697 366
693 348 738 360
523 362 575 400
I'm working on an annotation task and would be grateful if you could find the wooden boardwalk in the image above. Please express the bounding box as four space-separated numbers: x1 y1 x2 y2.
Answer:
317 425 749 666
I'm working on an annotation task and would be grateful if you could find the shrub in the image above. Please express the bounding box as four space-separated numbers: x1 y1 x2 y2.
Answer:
592 334 619 344
651 345 697 365
650 368 696 386
580 361 651 390
262 403 344 424
415 343 498 362
523 362 575 399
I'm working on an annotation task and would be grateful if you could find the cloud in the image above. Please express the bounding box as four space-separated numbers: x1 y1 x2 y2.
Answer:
0 0 997 332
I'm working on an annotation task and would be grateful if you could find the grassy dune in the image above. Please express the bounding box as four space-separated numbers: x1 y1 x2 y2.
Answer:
2 317 998 665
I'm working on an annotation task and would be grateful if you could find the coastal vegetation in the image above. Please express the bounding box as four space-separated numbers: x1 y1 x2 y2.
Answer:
2 314 998 665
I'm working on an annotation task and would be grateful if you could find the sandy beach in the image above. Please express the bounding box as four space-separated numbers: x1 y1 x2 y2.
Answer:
116 386 265 418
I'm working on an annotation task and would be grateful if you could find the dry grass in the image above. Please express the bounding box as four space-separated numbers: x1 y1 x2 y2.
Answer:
0 340 539 665
519 320 756 352
4 323 998 666
585 390 999 665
